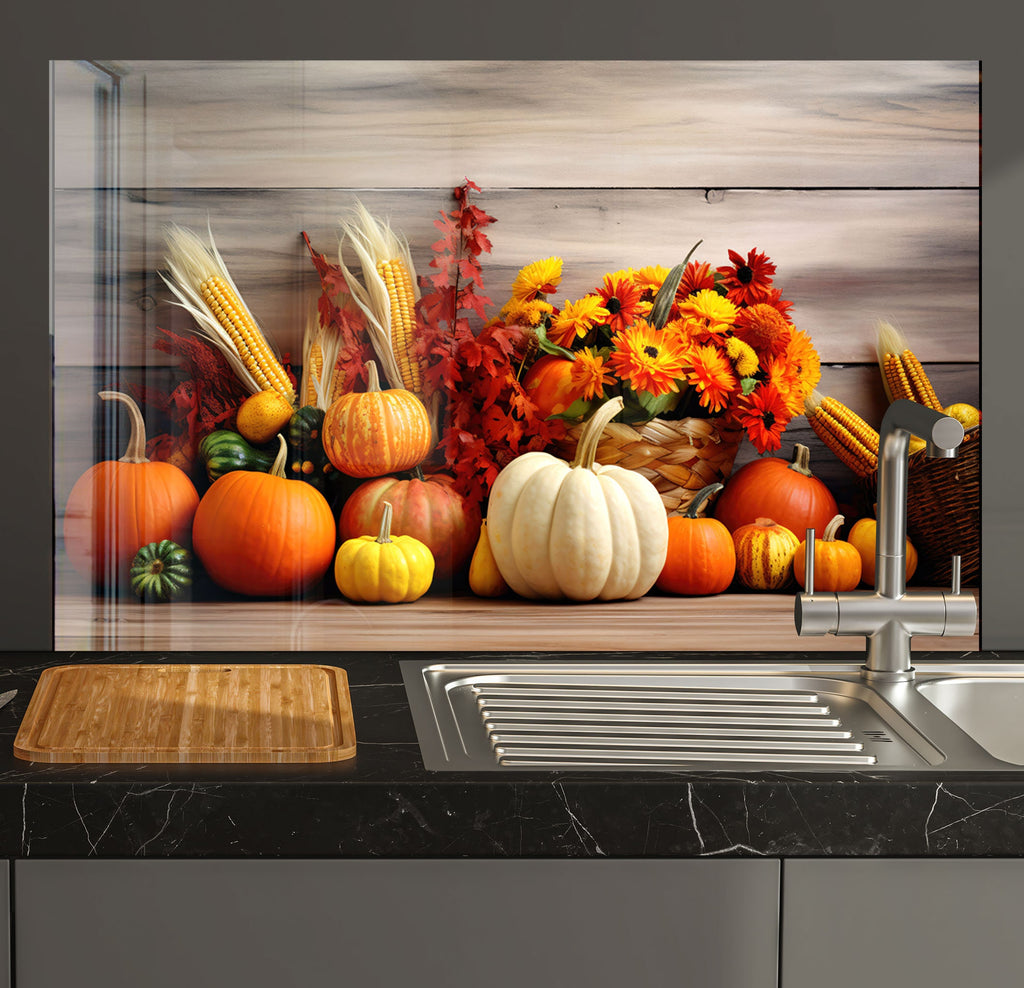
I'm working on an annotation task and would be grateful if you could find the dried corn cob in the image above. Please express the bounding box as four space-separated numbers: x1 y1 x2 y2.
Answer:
805 391 879 477
337 200 427 399
161 222 296 404
299 301 345 411
875 322 943 410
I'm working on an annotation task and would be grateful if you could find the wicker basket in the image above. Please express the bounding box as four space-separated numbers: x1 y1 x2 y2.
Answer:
556 414 745 515
860 425 980 586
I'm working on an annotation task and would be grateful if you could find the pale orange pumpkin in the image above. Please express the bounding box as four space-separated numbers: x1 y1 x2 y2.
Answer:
712 444 838 538
848 517 918 587
733 517 800 591
793 514 862 592
656 483 736 596
192 435 336 597
338 473 482 581
63 391 200 585
322 361 432 478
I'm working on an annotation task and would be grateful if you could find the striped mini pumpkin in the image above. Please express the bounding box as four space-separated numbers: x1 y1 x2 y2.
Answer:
733 517 800 591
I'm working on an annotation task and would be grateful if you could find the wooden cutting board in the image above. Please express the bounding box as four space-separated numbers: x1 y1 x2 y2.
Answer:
13 663 357 763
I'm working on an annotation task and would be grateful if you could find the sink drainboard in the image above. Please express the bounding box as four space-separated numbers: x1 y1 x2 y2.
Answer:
400 663 940 772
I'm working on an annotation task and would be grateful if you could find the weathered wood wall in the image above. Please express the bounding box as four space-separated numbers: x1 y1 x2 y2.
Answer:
52 59 980 615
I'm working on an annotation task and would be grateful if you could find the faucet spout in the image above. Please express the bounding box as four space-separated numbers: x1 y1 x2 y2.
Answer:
876 400 965 600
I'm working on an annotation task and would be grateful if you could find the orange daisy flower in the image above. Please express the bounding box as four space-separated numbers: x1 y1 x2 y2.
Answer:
685 343 740 413
781 329 821 412
607 319 688 397
596 271 647 334
732 302 793 358
547 296 611 347
760 355 800 415
633 265 671 299
716 248 776 306
570 348 616 401
676 259 716 298
736 382 792 455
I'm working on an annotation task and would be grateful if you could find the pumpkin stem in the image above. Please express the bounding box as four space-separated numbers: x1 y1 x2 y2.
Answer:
98 390 150 464
822 513 845 542
270 434 289 478
570 396 624 470
685 482 724 520
376 500 394 544
365 360 381 394
787 444 813 477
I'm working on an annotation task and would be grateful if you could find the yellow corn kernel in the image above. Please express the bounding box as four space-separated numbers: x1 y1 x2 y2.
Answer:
883 352 914 404
200 276 296 404
377 258 422 394
900 349 943 412
303 341 324 407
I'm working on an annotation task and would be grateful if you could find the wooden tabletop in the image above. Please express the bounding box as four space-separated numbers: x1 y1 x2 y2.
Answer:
54 590 981 654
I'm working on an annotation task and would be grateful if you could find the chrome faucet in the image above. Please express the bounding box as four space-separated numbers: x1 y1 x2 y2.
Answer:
794 400 978 682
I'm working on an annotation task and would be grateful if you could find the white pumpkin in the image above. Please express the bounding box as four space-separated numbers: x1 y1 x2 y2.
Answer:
487 397 669 601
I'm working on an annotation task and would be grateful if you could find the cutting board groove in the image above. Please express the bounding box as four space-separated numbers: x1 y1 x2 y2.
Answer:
13 664 356 763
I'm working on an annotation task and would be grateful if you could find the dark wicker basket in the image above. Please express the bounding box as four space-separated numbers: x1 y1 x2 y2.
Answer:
860 425 980 586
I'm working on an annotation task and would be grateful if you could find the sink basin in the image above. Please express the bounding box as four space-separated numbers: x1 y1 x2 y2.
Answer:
401 659 1024 774
916 678 1024 765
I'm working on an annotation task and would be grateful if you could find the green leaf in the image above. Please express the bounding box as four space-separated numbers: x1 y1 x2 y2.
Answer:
635 387 683 419
534 322 576 360
740 376 759 395
648 239 704 329
547 397 594 422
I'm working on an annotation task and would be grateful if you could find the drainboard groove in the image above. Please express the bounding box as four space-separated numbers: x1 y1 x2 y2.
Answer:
478 698 833 716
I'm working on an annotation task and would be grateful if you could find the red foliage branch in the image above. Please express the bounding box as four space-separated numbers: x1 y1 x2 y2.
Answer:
417 180 565 504
300 231 374 394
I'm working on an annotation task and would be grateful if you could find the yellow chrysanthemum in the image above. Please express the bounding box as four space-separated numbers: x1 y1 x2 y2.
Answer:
547 295 611 347
511 256 563 301
675 288 739 338
633 265 671 297
500 296 555 327
570 348 616 401
725 336 759 377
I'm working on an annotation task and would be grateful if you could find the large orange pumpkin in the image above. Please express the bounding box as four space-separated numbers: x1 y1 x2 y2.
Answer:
712 444 838 538
522 355 585 419
63 391 200 585
656 483 736 596
338 474 482 580
322 361 432 478
192 436 336 597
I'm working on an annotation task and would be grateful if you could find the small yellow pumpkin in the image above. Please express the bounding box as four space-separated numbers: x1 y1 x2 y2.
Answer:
468 519 508 598
733 517 799 591
334 500 434 603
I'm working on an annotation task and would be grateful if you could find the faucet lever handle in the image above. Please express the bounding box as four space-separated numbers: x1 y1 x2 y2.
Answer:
804 528 816 595
950 554 961 595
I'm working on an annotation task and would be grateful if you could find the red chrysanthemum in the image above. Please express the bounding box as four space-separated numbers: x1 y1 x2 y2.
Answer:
716 248 777 306
736 382 793 455
676 260 716 299
595 271 647 334
732 302 794 359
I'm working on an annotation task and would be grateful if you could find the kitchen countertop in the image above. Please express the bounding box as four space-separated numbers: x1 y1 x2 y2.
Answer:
1 649 1023 859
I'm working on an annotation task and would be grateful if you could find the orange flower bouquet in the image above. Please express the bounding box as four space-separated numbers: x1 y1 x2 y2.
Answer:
504 245 822 512
509 243 821 457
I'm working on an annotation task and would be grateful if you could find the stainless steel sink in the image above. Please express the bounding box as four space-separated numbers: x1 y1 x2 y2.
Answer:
401 659 1024 773
916 676 1024 765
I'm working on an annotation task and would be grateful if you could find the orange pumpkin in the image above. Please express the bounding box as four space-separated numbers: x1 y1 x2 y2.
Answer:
794 514 862 592
322 361 432 478
63 391 200 585
712 444 838 538
192 435 336 597
656 483 736 596
522 355 585 418
848 517 918 587
338 474 482 581
733 517 800 591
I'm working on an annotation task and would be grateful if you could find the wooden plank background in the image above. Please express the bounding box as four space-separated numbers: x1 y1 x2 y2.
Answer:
50 60 981 650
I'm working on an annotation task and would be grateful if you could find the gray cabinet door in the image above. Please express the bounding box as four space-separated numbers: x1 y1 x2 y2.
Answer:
15 859 779 988
783 859 1024 988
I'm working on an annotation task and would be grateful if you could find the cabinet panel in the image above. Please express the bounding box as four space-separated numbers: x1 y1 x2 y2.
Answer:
16 859 779 988
782 859 1024 988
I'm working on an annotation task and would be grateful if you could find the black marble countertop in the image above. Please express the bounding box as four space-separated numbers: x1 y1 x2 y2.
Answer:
2 649 1024 859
